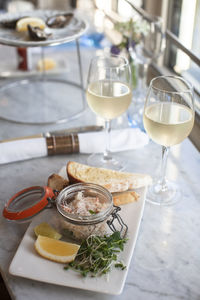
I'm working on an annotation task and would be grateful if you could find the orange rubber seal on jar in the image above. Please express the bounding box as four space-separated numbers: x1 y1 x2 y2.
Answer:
3 186 55 221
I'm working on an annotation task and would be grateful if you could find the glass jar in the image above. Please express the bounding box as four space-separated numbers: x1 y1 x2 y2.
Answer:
56 183 114 240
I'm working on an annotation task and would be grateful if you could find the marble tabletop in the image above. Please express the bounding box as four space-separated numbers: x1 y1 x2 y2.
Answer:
0 45 200 300
0 113 200 300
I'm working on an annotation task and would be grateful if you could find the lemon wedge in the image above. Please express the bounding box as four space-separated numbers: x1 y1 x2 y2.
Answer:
36 58 56 71
35 235 80 263
34 222 62 240
16 17 46 32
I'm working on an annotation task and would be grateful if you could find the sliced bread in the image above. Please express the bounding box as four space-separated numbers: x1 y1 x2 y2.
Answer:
67 161 152 193
47 173 69 192
47 172 139 206
112 191 139 206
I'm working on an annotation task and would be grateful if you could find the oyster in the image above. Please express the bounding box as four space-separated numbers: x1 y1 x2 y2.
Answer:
0 16 27 29
46 12 73 28
27 24 51 41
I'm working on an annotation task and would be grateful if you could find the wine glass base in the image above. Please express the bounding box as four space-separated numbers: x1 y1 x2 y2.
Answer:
147 180 181 206
87 153 125 171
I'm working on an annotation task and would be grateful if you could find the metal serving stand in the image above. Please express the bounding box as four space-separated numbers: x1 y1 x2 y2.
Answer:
0 10 88 124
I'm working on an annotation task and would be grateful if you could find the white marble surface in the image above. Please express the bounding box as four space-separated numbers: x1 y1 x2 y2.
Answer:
0 113 200 300
0 37 200 300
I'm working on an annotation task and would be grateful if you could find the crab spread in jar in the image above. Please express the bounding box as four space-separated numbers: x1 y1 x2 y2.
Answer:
56 183 113 240
61 191 109 216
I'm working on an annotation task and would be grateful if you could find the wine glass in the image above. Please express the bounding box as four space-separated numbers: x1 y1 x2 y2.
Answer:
86 54 132 170
128 16 166 130
143 75 194 205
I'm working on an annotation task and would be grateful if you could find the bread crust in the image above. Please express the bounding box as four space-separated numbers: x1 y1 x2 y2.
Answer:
66 161 152 193
112 190 139 206
47 173 69 192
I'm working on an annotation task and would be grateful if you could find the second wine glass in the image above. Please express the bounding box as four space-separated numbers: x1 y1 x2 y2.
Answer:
143 75 194 205
86 54 132 170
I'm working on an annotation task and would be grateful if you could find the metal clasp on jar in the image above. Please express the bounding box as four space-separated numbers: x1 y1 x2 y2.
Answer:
46 189 59 208
107 205 128 238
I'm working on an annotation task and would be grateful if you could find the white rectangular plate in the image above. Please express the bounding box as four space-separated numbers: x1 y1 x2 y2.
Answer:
9 186 146 295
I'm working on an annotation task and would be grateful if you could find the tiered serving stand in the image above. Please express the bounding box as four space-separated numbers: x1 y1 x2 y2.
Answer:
0 10 88 124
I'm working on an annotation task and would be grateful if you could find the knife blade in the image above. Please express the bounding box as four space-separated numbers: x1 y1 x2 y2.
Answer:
0 125 104 143
45 125 104 137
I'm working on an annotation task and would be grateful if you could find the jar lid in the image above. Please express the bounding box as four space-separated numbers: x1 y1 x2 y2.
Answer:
3 186 55 221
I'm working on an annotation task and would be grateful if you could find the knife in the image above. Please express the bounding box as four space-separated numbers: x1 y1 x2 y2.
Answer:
0 125 104 143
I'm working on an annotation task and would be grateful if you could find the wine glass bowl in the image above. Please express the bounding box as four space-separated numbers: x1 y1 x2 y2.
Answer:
143 75 194 205
128 16 166 131
142 15 166 60
86 54 132 170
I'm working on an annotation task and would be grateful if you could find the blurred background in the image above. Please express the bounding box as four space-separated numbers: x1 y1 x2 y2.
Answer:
0 0 199 148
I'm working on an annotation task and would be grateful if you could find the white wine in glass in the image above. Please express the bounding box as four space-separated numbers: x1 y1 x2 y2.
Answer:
86 54 132 170
87 81 132 120
143 75 194 205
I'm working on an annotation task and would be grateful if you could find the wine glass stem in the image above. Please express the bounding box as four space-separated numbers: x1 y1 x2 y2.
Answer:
139 63 148 90
160 146 170 191
103 120 112 161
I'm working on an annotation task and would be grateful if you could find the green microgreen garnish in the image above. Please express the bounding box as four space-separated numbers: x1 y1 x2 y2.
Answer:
64 231 127 277
88 209 97 215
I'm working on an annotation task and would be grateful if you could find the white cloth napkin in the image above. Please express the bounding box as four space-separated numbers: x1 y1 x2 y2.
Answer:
78 128 148 153
0 128 149 164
